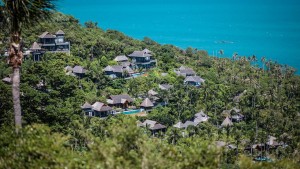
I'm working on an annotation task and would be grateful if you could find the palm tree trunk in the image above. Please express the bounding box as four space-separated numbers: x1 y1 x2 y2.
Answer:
12 67 22 133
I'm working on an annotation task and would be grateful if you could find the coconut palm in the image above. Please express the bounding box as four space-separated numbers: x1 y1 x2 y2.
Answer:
1 0 56 133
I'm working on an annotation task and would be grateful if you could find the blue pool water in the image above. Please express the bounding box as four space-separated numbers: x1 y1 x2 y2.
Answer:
58 0 300 72
123 109 144 115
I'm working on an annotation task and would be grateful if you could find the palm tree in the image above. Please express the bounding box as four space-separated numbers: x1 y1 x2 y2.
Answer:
1 0 56 133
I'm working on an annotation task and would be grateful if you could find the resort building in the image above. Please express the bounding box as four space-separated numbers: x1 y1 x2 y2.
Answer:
128 48 156 69
184 76 205 87
103 65 134 78
221 117 233 127
107 94 134 109
174 66 196 77
65 65 87 78
38 30 70 54
139 119 167 135
30 42 45 61
159 84 173 90
194 111 209 124
81 102 113 118
140 98 154 111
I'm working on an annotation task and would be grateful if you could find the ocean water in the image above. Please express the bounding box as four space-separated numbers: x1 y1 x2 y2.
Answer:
58 0 300 71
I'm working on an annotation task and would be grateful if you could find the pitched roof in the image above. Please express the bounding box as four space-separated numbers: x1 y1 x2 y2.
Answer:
30 42 41 50
159 84 172 90
184 76 205 83
73 66 87 74
142 48 152 54
194 111 209 124
128 51 152 58
56 30 65 35
180 69 196 75
103 65 133 74
221 117 233 127
183 121 196 128
148 89 158 96
142 120 157 128
39 31 56 38
65 66 73 72
114 55 129 62
81 102 93 109
141 120 166 130
111 66 123 73
176 66 196 76
2 77 11 83
103 66 114 72
110 94 133 104
140 98 154 108
150 123 166 130
173 121 185 128
92 102 112 112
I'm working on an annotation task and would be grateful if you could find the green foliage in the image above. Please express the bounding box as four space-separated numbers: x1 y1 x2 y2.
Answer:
0 11 299 168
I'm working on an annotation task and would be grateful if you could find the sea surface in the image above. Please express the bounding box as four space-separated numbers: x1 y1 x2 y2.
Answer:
58 0 300 72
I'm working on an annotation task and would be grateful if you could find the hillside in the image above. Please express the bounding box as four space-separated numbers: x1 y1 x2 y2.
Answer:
0 12 299 168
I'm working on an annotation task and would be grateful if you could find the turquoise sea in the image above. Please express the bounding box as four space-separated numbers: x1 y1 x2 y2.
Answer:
59 0 300 71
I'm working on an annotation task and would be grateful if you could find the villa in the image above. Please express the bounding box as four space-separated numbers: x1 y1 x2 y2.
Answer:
103 65 134 78
65 65 87 78
107 94 134 109
28 30 70 61
38 30 70 53
184 76 205 87
81 102 112 118
159 84 173 90
174 66 196 77
30 42 45 61
194 111 209 124
140 98 154 111
128 49 156 69
221 117 233 127
139 119 167 135
173 111 209 129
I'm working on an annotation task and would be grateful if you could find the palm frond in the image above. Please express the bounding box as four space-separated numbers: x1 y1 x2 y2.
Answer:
1 0 56 32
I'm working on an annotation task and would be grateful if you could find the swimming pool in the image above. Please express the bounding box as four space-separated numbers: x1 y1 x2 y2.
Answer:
131 72 145 78
123 109 144 115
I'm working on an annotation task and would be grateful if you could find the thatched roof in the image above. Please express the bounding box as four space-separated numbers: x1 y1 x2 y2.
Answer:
183 121 196 128
30 42 41 50
92 102 112 112
128 50 152 58
73 66 87 74
65 66 73 72
39 31 55 38
173 121 185 129
103 65 133 74
142 48 152 54
142 120 157 128
150 123 166 130
2 77 11 84
81 102 92 109
221 117 233 127
114 55 128 62
110 94 133 104
194 111 209 124
184 76 205 83
140 98 154 108
159 84 172 90
56 30 65 35
148 89 158 96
